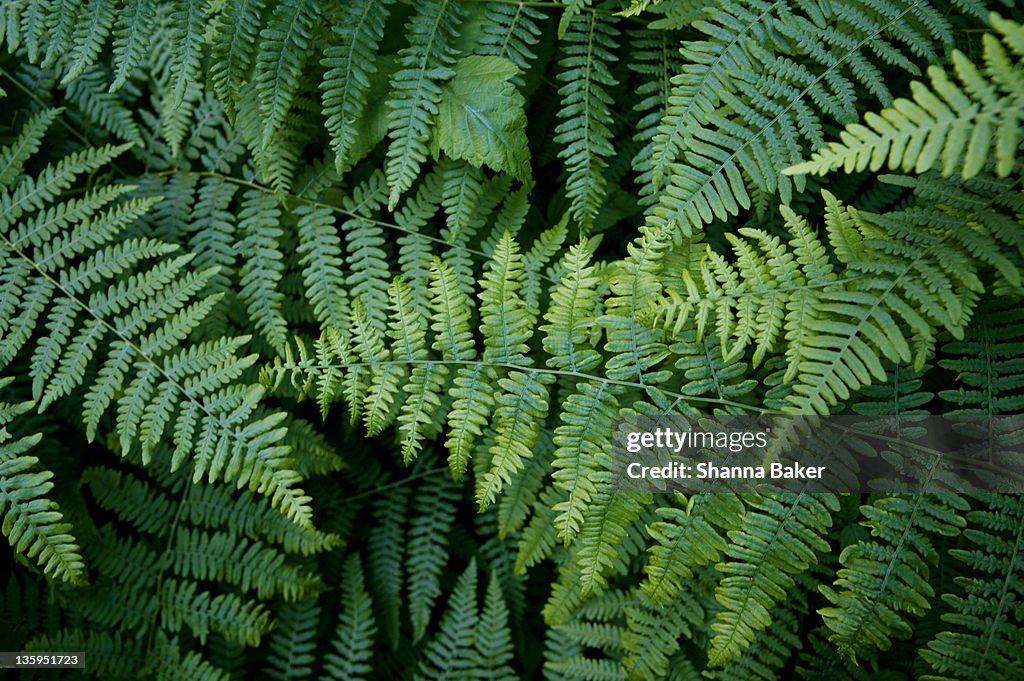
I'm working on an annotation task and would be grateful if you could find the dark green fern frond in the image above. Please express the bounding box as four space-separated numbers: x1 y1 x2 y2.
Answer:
236 189 288 352
265 596 319 681
407 472 459 643
254 0 320 151
0 382 83 583
920 493 1024 679
940 303 1024 415
414 559 480 681
477 2 545 83
820 493 969 656
323 554 376 680
473 571 518 680
0 114 312 525
320 0 395 174
646 0 965 239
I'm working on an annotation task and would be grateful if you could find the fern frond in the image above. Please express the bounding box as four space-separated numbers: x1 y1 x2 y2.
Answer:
555 11 619 233
209 0 265 113
1 117 311 525
0 387 84 583
164 0 205 151
480 230 536 367
478 2 545 83
623 590 703 681
408 473 459 642
295 203 349 328
788 14 1024 181
940 302 1024 415
368 484 408 650
0 107 61 190
642 493 745 607
473 571 518 680
646 0 961 238
66 67 144 144
343 172 391 333
820 493 969 656
321 0 395 174
921 494 1024 679
255 0 320 150
543 240 603 373
148 631 232 681
236 189 287 352
600 228 672 384
27 629 141 680
323 554 376 680
384 0 463 208
166 527 320 601
414 560 479 681
478 369 554 509
710 492 838 666
110 0 158 91
159 577 272 646
265 597 319 681
61 0 117 85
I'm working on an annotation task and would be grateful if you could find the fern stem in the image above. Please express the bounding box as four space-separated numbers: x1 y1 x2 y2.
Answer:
285 356 761 412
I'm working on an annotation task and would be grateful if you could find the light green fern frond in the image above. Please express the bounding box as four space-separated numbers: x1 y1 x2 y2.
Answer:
788 14 1024 181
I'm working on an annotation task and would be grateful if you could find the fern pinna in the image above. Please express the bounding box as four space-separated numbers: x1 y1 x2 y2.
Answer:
1 2 1023 680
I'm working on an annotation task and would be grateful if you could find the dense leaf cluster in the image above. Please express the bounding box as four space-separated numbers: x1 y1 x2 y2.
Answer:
0 1 1022 680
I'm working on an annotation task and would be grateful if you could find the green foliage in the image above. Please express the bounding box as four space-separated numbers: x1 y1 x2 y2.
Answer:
0 3 1023 680
788 14 1024 181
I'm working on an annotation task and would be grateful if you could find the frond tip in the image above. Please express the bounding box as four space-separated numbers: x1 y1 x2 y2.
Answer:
786 14 1024 181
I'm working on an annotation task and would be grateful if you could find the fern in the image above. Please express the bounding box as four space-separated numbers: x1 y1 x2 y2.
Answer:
921 493 1024 679
556 11 619 233
820 493 970 656
323 554 376 680
384 0 464 208
654 186 1023 413
3 4 1024 680
645 0 966 239
254 0 319 150
710 492 838 665
788 14 1024 181
0 381 83 583
320 0 395 174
